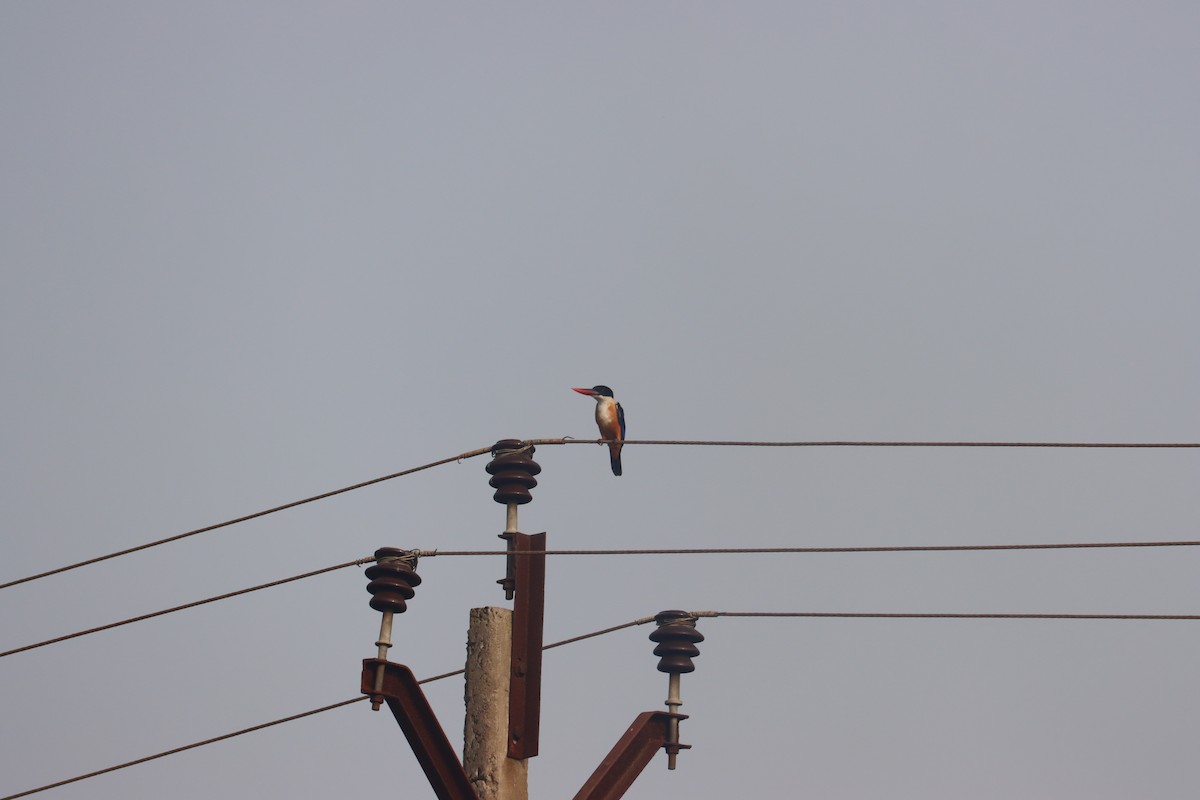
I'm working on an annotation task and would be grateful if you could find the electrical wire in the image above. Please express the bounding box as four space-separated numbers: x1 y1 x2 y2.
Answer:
5 437 1195 593
376 617 658 685
8 603 1199 799
545 615 658 647
694 611 1200 620
0 697 371 800
532 437 1200 448
0 445 494 592
0 556 377 660
417 539 1200 556
8 604 1200 799
9 536 1198 659
0 616 654 800
6 434 1194 795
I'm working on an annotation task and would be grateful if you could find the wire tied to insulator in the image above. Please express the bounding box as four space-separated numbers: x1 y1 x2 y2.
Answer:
649 609 704 769
364 548 421 710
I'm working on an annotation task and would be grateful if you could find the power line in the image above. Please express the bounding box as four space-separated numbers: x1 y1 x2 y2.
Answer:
533 437 1200 448
0 562 648 662
0 445 493 592
0 617 652 800
10 536 1199 659
7 606 1198 799
695 611 1200 620
381 617 658 685
0 697 370 800
0 556 377 660
4 435 1194 593
417 539 1200 557
545 615 657 647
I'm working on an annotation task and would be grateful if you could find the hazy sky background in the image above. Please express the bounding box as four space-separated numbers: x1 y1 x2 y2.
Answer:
3 3 1198 799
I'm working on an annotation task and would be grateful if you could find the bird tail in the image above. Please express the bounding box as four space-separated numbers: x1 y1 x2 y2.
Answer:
609 443 623 476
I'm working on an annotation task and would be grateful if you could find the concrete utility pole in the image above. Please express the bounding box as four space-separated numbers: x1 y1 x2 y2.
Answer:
464 607 528 800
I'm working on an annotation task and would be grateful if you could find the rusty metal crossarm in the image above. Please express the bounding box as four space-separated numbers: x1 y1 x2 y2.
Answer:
360 659 480 800
573 711 690 800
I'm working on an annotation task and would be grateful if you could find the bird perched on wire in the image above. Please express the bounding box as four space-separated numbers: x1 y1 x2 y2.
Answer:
571 385 626 476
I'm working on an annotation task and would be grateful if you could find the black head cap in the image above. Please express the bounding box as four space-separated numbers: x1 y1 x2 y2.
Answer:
591 385 614 397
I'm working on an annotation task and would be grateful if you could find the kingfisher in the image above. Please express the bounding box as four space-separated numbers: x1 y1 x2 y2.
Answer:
571 385 626 476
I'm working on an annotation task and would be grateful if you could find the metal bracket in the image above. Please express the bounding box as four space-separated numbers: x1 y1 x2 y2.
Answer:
360 659 480 800
572 711 690 800
506 531 546 759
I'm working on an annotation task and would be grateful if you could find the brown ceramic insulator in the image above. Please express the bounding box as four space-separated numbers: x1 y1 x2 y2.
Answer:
649 610 705 674
485 439 541 505
365 547 422 614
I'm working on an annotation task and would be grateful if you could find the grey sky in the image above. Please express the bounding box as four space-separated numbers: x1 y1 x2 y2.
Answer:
3 3 1198 799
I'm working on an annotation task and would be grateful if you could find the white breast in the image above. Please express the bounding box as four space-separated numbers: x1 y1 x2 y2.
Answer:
595 397 618 427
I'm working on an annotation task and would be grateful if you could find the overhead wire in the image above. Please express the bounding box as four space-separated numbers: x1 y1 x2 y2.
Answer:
10 536 1199 661
4 437 1196 593
7 604 1200 798
6 436 1197 796
0 555 378 660
0 616 655 800
0 444 494 592
693 610 1200 621
0 697 371 800
415 539 1200 557
378 616 659 686
533 437 1200 448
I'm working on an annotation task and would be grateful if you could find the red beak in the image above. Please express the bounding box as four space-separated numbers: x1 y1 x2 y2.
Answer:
571 387 598 396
